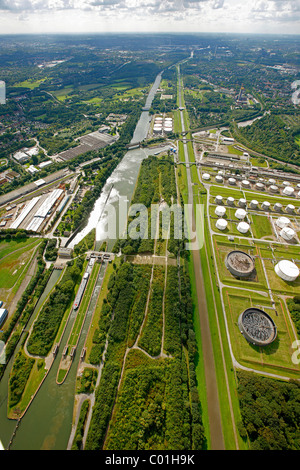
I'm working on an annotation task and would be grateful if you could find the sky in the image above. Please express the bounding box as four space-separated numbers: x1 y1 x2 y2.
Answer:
0 0 299 35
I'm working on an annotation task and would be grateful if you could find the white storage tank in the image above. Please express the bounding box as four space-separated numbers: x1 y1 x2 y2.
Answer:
280 227 296 241
275 260 299 282
275 217 290 229
268 178 276 185
227 197 235 206
241 180 251 188
228 177 236 185
274 203 283 212
215 206 226 217
250 200 258 209
269 185 279 193
215 195 223 205
235 208 247 220
283 186 295 197
215 175 223 183
237 222 250 234
216 218 228 231
261 201 271 211
282 181 290 186
286 204 295 214
202 173 211 181
255 182 265 191
238 198 247 208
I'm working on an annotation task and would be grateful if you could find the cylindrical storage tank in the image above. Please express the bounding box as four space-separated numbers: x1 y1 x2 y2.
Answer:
215 175 223 183
238 198 247 208
228 177 236 185
262 201 271 211
255 182 265 190
282 181 290 186
215 206 226 217
215 195 223 205
275 260 299 282
237 221 250 234
274 202 282 212
241 180 251 188
235 208 247 219
283 186 294 197
218 170 225 175
250 200 258 209
269 185 279 193
280 227 296 241
227 197 235 206
297 183 300 189
297 191 300 198
216 218 228 231
202 173 210 181
275 217 290 229
286 204 295 214
268 178 276 185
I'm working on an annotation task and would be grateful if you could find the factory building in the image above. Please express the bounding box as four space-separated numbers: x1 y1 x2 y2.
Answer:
10 197 41 229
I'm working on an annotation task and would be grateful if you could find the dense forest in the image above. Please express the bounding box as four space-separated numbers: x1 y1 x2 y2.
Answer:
237 371 300 450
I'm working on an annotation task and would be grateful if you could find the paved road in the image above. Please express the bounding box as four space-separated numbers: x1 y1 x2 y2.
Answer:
178 66 225 450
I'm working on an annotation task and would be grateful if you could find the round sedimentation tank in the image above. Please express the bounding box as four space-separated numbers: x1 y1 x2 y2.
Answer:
238 308 277 346
274 202 282 212
216 218 228 231
286 204 295 214
269 185 279 193
275 260 299 282
235 208 247 220
280 227 296 241
225 250 255 278
250 200 258 210
275 216 290 229
227 196 235 206
237 221 250 233
215 205 226 217
238 198 247 208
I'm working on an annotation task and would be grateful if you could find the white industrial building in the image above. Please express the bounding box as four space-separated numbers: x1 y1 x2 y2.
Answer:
10 197 41 229
275 260 299 282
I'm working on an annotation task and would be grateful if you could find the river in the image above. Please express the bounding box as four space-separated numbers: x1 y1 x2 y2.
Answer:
0 71 164 450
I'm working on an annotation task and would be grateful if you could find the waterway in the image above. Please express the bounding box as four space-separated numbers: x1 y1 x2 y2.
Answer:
0 71 164 450
70 72 164 251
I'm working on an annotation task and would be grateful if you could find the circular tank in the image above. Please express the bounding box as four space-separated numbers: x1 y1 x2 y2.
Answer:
283 186 294 197
274 203 282 212
275 260 299 282
280 227 296 241
255 182 265 191
286 204 295 213
215 205 226 217
235 208 247 220
275 217 290 229
228 177 236 185
262 201 271 211
269 185 279 193
250 200 258 209
237 221 250 233
202 173 210 181
216 218 228 231
215 195 223 204
227 197 235 206
225 250 255 278
215 175 223 183
238 308 277 346
238 198 247 208
242 180 251 188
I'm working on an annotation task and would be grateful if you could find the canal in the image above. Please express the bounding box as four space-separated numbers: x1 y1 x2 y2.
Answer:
0 71 164 450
